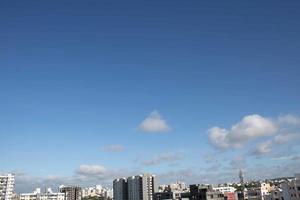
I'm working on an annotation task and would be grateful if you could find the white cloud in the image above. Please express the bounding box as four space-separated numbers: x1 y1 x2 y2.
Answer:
138 110 171 133
208 114 277 149
102 144 124 152
76 164 106 176
208 127 229 149
278 114 300 125
252 141 272 155
274 133 300 144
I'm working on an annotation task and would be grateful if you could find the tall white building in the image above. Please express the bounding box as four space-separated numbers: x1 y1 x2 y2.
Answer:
19 188 65 200
0 173 15 200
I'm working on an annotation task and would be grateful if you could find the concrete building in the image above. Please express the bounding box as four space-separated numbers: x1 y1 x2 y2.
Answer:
263 188 283 200
260 183 274 199
190 185 224 200
113 178 128 200
281 174 300 200
0 173 15 200
19 188 65 200
59 186 81 200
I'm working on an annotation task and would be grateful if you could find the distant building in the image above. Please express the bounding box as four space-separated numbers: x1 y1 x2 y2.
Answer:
19 188 65 200
154 181 189 200
59 186 81 200
239 170 244 185
113 178 128 200
0 173 15 200
281 174 300 200
190 185 224 200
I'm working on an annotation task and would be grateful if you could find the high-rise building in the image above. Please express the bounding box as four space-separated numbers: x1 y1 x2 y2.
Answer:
113 174 158 200
113 178 128 200
59 186 81 200
0 173 15 200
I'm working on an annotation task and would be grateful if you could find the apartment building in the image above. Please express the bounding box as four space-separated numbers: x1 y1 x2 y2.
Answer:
0 173 15 200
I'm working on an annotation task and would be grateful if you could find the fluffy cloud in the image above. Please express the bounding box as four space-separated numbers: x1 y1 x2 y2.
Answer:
138 110 171 133
252 141 272 155
139 152 185 166
208 114 277 149
76 164 107 176
102 144 124 152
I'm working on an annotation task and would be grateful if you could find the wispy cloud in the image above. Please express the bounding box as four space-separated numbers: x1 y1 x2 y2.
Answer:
76 164 107 176
102 144 124 152
138 152 185 166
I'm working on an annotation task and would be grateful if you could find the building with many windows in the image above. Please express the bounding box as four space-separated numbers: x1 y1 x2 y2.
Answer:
113 178 128 200
113 174 158 200
281 174 300 200
0 173 15 200
59 186 81 200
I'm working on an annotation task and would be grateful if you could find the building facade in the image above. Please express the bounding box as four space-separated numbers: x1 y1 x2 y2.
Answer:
113 178 128 200
0 174 15 200
19 188 65 200
281 174 300 200
113 174 158 200
59 186 81 200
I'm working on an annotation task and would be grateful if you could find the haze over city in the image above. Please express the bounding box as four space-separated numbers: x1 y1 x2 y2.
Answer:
1 0 300 194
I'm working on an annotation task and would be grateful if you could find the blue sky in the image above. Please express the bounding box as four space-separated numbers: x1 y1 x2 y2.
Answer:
1 0 300 192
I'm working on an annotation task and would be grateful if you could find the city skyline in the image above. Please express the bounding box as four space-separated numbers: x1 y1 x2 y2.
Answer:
1 0 300 193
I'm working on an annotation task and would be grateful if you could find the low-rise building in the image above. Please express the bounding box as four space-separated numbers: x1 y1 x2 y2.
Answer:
19 188 65 200
82 185 113 199
213 187 236 200
190 185 224 200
